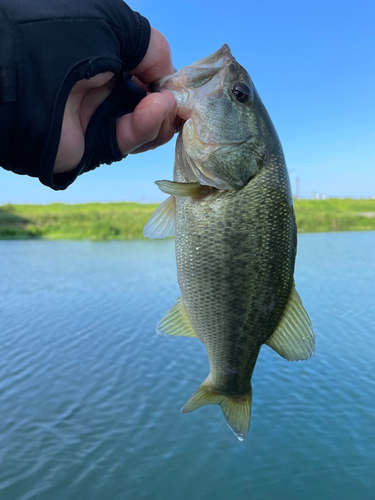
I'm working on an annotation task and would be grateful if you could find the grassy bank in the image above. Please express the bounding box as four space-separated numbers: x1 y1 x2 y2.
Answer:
295 198 375 233
0 199 374 240
0 202 159 240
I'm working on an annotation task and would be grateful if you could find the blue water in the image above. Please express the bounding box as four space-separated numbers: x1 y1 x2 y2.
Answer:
0 233 374 500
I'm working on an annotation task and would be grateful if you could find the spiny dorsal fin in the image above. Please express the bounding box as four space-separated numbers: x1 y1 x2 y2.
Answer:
181 377 252 441
143 195 176 239
156 296 198 338
266 284 315 361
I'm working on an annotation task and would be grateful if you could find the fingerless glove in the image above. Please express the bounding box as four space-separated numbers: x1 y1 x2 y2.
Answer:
0 0 150 189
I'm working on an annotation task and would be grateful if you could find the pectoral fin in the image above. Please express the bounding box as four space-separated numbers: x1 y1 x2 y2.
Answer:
156 296 198 338
266 284 315 361
143 195 176 239
155 180 206 197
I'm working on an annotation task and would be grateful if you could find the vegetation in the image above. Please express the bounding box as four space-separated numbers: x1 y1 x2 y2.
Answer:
295 198 375 233
0 199 374 240
0 202 159 240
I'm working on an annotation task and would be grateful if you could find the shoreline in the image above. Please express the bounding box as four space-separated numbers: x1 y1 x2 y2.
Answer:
1 199 375 240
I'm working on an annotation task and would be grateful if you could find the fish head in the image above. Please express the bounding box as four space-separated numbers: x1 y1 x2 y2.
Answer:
152 45 278 190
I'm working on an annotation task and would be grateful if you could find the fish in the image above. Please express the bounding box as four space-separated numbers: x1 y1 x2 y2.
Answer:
144 45 314 441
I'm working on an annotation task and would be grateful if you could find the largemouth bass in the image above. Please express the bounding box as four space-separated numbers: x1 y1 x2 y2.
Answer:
144 45 314 441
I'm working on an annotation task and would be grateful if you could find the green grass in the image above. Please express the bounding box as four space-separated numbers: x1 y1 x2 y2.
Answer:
295 198 375 233
0 199 374 240
0 202 159 240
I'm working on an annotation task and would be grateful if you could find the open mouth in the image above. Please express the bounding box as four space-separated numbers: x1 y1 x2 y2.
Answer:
150 44 234 94
150 46 234 124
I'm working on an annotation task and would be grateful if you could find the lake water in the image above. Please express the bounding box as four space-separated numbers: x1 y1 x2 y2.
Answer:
0 232 374 500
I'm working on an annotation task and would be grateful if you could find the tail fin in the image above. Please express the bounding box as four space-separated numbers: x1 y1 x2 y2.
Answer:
181 378 252 441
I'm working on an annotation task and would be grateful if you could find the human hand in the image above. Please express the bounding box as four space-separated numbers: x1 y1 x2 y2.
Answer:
54 28 179 174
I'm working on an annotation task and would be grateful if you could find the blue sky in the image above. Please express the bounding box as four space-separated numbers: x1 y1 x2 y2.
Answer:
1 0 374 204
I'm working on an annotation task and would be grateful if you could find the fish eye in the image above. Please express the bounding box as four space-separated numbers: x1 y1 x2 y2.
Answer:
232 83 251 103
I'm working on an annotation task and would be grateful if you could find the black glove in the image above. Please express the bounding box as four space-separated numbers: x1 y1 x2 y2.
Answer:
0 0 150 189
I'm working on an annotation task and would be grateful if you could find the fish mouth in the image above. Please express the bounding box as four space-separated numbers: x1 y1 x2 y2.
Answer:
150 45 234 120
186 44 234 70
151 44 233 93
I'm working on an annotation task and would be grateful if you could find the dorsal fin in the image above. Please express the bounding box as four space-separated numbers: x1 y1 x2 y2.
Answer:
266 284 315 361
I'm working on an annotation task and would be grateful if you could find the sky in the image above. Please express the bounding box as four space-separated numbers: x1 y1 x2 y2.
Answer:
0 0 374 204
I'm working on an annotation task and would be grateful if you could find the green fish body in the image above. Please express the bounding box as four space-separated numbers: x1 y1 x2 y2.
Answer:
145 45 314 440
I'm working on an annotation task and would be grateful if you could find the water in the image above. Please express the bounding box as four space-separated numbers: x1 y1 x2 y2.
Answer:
0 233 374 500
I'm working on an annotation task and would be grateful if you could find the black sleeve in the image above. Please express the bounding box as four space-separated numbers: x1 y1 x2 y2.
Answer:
0 0 151 190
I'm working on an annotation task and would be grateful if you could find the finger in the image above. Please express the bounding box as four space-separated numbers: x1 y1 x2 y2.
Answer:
129 105 183 154
129 112 176 154
130 27 175 84
116 91 177 154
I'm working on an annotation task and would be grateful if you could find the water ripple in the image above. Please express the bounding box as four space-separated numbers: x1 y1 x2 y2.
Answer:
0 236 375 499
